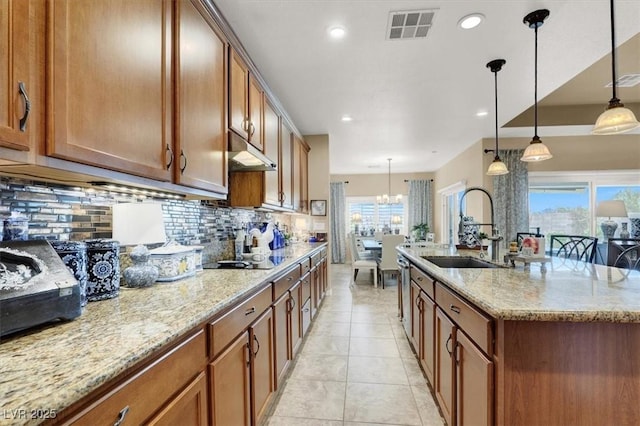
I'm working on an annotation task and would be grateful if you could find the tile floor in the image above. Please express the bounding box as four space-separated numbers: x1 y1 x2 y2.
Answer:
265 264 445 426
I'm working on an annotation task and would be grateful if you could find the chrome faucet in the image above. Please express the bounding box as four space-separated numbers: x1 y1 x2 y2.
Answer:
458 187 503 262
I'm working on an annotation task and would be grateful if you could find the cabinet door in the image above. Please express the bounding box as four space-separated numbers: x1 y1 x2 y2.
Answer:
419 291 436 386
289 281 302 357
280 120 293 210
456 331 493 426
263 98 281 206
174 0 227 193
273 293 290 389
209 331 251 426
47 0 172 181
310 266 319 318
229 49 248 138
250 308 275 425
0 0 35 151
248 75 263 150
435 308 456 426
410 281 421 350
146 371 208 426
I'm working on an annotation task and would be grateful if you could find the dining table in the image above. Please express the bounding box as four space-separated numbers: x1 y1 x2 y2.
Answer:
361 239 382 258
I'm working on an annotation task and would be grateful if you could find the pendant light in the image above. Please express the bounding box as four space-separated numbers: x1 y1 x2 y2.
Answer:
520 9 553 162
592 0 639 135
377 158 402 205
484 59 508 175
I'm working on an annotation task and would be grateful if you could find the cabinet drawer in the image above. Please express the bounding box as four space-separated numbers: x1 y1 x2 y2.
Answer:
209 285 272 358
300 272 311 304
410 266 434 299
435 283 493 356
311 252 322 267
300 257 311 275
273 265 302 301
69 330 207 425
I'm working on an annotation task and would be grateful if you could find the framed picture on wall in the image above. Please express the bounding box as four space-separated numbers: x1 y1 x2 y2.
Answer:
310 200 327 216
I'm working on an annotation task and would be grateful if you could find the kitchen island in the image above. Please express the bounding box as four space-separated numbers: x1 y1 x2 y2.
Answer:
398 244 640 426
0 243 327 426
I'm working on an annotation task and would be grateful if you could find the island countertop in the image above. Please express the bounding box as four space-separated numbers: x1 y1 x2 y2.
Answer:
398 244 640 323
0 243 326 426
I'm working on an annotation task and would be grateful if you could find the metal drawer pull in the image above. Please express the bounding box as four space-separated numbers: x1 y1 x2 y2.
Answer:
417 276 423 281
18 82 30 132
165 144 174 169
245 307 256 316
180 150 187 174
287 276 293 281
450 305 461 314
445 335 453 356
113 406 129 426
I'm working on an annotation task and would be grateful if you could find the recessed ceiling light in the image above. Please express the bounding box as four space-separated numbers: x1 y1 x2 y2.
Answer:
476 110 488 117
341 115 353 122
458 13 484 30
328 26 346 39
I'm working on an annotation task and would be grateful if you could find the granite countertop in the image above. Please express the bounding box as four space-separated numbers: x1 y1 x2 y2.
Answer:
0 243 326 426
398 244 640 323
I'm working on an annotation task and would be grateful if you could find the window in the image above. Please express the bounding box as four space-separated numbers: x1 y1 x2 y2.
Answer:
439 181 466 245
347 196 406 235
528 171 640 241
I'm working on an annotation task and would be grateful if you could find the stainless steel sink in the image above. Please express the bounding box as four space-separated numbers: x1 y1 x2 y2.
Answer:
421 256 503 269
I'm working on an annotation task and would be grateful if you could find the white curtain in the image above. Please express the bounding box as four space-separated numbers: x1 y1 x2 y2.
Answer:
330 182 347 263
493 149 529 247
408 180 433 231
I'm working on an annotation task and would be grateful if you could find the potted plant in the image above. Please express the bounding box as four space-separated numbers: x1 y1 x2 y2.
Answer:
412 223 430 241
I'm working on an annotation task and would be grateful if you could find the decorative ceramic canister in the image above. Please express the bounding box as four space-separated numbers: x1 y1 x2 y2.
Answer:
85 239 120 301
50 240 88 307
630 218 640 239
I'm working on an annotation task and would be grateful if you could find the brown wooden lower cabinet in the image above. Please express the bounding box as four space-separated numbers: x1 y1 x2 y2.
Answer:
209 331 251 426
273 292 291 388
455 330 493 426
147 371 208 426
250 309 275 425
410 281 421 349
435 307 456 426
289 281 302 357
419 291 435 385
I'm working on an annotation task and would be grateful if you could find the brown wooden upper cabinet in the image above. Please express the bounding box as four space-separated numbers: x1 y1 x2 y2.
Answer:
263 98 281 206
280 120 294 210
174 0 228 194
229 49 263 151
0 0 38 153
292 135 309 213
46 0 173 182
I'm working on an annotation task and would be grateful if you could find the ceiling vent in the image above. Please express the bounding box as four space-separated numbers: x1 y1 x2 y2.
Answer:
606 73 640 88
387 9 437 41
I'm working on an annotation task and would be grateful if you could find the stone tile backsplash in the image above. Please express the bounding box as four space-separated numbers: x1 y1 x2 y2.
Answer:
0 177 290 262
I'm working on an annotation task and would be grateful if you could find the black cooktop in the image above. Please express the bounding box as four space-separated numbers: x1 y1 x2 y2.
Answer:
202 255 286 270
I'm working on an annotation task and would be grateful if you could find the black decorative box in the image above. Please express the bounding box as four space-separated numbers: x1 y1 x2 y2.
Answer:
0 240 82 338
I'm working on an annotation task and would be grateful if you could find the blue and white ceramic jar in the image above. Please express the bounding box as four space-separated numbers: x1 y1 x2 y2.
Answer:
51 240 88 307
85 239 120 301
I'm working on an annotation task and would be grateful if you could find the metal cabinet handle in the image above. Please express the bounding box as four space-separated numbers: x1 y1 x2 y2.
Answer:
287 276 293 281
113 406 129 426
18 82 30 132
249 122 255 137
450 305 461 314
246 341 251 367
180 150 187 174
245 306 256 316
417 276 423 281
165 144 174 170
253 335 260 357
445 335 452 356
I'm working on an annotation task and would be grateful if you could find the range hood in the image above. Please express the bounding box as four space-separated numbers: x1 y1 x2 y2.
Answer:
228 132 277 172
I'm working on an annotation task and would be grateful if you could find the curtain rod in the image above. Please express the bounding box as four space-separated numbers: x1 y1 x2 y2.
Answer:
404 179 434 182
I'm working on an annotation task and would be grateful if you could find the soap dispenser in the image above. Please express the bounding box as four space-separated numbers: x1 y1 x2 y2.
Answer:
534 227 545 257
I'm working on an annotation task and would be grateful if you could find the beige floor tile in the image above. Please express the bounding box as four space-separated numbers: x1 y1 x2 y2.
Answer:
309 320 351 337
267 416 343 426
291 354 348 382
343 383 422 425
411 384 445 425
350 322 395 339
273 379 346 420
347 356 409 385
315 310 352 323
349 336 400 358
301 335 350 356
351 310 391 324
401 357 429 386
396 335 417 359
344 423 407 426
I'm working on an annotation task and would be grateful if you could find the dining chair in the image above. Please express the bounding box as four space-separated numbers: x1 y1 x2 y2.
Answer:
607 238 640 270
349 233 378 287
549 235 598 263
377 234 405 289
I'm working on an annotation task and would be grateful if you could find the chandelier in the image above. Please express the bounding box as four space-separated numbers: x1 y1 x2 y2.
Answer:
377 158 402 205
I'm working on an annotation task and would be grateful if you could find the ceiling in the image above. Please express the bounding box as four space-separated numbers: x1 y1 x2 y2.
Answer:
211 0 640 175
